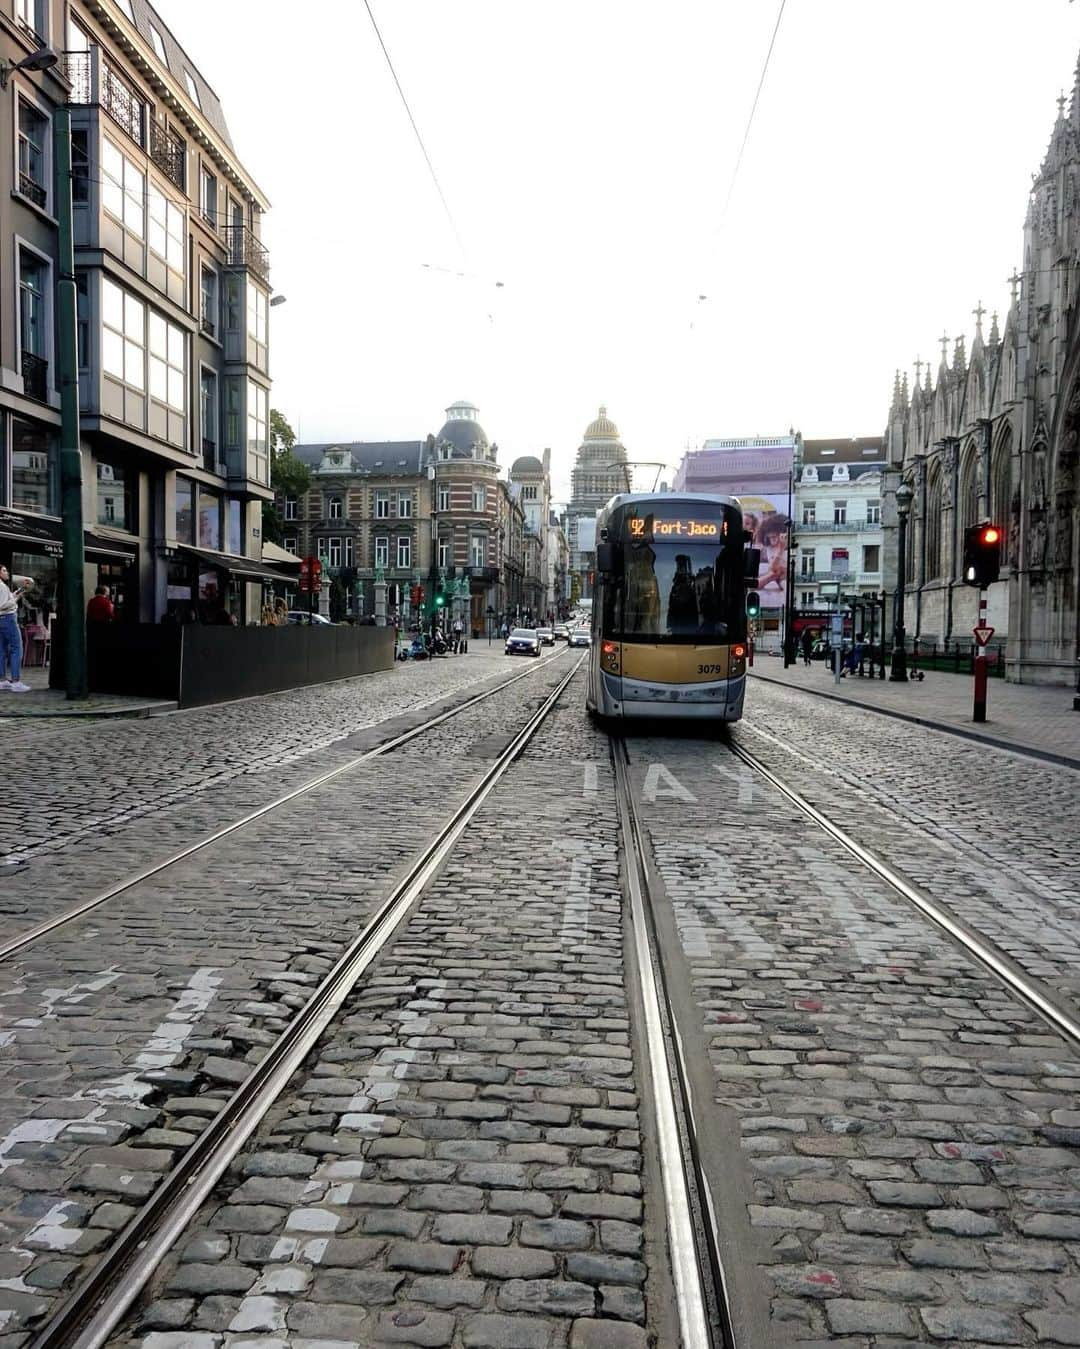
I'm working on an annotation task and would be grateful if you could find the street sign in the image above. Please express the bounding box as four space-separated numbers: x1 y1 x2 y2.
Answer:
299 555 322 594
972 623 995 647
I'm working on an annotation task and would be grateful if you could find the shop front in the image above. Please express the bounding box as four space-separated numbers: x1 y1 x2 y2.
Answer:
174 545 294 625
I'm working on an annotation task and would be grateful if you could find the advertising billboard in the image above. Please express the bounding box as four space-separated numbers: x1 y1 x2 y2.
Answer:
734 493 791 605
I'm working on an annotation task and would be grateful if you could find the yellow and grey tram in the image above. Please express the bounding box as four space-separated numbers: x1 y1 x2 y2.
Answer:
585 493 756 723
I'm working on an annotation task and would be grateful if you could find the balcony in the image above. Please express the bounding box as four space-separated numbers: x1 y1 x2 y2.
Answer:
18 170 46 208
224 225 270 286
62 50 91 103
21 351 48 402
796 519 876 533
102 64 144 146
149 121 185 191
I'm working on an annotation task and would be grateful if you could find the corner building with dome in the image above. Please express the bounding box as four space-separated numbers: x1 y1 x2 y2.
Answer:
567 407 629 600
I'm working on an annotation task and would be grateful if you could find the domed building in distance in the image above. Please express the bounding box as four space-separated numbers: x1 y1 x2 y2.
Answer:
567 406 630 599
434 400 495 462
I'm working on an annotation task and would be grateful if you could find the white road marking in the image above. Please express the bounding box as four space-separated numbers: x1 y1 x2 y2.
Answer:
643 763 697 803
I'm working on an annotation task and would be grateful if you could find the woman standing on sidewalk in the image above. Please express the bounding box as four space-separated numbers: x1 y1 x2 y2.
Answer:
0 564 31 692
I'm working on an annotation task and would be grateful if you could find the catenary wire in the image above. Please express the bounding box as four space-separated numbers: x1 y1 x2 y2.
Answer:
719 0 787 224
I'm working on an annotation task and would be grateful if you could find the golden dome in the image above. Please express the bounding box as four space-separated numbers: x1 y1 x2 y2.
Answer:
584 405 620 441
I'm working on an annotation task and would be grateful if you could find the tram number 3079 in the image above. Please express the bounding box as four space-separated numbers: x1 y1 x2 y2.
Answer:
697 663 724 675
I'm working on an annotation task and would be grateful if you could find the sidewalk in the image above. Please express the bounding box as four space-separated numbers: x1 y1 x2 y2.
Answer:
0 666 176 719
749 655 1080 769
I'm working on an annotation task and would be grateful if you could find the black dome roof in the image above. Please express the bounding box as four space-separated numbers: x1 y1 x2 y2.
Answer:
437 417 489 458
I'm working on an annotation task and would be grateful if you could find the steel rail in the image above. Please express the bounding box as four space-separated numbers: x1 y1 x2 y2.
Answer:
727 737 1080 1052
613 742 732 1349
28 656 585 1349
0 650 566 962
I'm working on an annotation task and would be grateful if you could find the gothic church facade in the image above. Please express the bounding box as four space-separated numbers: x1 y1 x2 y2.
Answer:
883 68 1080 687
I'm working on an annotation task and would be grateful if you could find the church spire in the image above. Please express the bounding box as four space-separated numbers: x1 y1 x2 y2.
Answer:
952 335 967 378
988 310 1001 346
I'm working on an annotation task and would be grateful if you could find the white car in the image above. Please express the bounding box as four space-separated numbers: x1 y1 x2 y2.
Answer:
287 610 333 625
536 627 555 646
553 624 570 640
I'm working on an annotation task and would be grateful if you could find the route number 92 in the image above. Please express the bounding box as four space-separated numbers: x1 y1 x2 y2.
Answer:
697 663 723 675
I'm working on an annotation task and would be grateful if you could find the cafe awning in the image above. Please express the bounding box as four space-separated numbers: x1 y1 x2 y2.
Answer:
180 545 292 584
261 540 302 570
0 508 137 560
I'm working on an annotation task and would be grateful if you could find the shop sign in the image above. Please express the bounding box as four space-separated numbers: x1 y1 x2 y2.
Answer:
299 555 323 594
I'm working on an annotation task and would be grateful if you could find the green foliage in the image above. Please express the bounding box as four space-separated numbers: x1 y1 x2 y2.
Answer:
263 410 310 546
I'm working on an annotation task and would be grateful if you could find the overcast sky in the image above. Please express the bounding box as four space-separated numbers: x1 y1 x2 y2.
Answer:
160 0 1079 500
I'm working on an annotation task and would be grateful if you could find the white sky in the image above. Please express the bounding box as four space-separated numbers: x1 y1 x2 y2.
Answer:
160 0 1080 500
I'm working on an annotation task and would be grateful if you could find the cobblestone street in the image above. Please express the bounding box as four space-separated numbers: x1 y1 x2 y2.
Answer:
2 661 1079 1348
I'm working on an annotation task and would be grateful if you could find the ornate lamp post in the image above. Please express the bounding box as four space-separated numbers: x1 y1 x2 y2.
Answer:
890 481 914 682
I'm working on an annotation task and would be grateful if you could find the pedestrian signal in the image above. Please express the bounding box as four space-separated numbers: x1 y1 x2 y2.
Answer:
962 523 1001 588
745 591 761 618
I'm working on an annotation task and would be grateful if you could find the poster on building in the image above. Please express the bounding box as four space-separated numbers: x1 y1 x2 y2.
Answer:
735 494 791 607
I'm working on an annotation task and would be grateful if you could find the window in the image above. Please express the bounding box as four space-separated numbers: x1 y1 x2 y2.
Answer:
344 536 354 568
71 130 89 203
327 537 342 568
102 138 144 237
225 378 241 450
17 99 48 209
198 487 221 549
15 0 45 40
802 504 816 525
438 536 451 568
284 495 297 521
862 544 880 573
328 494 343 520
149 24 168 65
924 472 942 580
10 419 56 514
175 475 194 544
148 310 185 409
200 368 217 457
471 535 485 568
397 536 411 569
224 273 242 335
473 483 486 512
148 184 185 271
375 536 389 568
96 459 131 530
227 498 242 555
200 265 218 337
522 484 538 500
866 499 880 525
247 380 268 483
76 273 89 369
184 71 201 108
833 500 847 525
18 249 47 361
437 484 450 513
801 591 815 607
960 451 980 533
398 492 412 518
102 277 144 389
375 490 389 518
200 167 217 226
800 549 815 578
246 285 267 367
283 534 298 554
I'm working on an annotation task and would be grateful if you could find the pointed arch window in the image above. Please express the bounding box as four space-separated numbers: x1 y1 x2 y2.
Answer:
959 445 980 533
991 431 1012 529
924 468 943 581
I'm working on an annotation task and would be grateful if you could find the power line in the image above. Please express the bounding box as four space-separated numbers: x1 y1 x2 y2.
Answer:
362 0 467 264
719 0 787 223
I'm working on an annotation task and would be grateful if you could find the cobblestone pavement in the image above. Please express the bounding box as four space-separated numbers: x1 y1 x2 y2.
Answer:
0 650 567 930
1 648 562 870
735 681 1080 1009
0 659 598 1345
92 669 660 1349
625 729 1080 1347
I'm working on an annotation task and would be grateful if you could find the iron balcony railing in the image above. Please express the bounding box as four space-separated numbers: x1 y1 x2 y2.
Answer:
18 170 46 208
102 64 144 146
21 351 48 402
796 519 877 533
223 225 270 286
62 50 91 105
149 120 185 191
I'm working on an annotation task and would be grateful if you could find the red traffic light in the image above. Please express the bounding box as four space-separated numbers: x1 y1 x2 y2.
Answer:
982 526 1001 545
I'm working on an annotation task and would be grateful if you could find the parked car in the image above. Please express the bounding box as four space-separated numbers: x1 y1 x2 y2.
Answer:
568 630 591 648
505 628 541 657
537 627 555 646
287 611 333 625
553 624 570 640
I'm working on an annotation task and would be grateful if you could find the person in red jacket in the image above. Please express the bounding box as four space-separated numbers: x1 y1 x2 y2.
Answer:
86 586 114 622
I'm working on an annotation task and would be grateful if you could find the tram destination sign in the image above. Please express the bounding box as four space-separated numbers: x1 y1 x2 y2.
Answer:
627 516 725 540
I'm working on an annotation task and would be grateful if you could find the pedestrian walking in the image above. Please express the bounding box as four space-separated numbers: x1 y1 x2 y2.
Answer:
452 615 464 653
86 585 114 623
0 564 31 692
800 628 813 667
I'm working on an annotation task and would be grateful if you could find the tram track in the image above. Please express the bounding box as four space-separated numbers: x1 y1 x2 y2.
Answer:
0 650 568 964
24 657 586 1349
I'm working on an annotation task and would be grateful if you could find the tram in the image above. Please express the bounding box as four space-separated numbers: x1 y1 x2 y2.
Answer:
585 492 758 723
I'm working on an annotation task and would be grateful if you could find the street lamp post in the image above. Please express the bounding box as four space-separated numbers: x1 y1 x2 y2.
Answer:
890 481 914 682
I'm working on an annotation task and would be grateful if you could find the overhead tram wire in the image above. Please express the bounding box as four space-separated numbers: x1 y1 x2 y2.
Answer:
718 0 787 225
362 0 467 265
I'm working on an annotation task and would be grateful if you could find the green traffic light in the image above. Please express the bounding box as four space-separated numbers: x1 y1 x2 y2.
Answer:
435 594 445 607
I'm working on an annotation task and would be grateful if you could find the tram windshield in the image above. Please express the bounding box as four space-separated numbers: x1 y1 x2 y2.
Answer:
602 507 745 644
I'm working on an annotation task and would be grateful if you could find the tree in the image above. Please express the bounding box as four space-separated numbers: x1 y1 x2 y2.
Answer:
263 409 310 546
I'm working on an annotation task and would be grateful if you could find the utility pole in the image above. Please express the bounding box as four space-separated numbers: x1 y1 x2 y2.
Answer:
55 107 87 699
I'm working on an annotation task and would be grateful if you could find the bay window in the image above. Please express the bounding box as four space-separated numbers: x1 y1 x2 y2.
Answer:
148 184 185 272
102 138 144 238
247 380 268 484
102 278 144 391
148 311 185 410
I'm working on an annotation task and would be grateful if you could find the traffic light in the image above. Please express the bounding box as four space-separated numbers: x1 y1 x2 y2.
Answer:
434 586 446 609
962 523 1001 588
746 591 761 618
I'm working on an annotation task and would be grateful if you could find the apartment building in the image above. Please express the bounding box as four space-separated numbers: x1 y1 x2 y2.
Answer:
793 438 885 612
1 0 275 628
